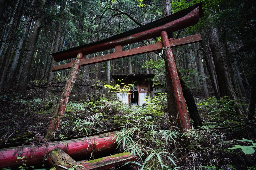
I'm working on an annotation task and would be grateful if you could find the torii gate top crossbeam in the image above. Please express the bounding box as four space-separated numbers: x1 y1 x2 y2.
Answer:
52 3 203 62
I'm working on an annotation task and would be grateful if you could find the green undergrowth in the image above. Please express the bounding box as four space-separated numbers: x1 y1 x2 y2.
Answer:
1 92 256 169
197 96 245 127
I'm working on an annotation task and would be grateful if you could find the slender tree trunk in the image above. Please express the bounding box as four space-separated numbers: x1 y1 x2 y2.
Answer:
48 22 62 83
233 63 247 99
47 1 66 83
201 41 220 99
6 16 31 88
0 46 14 91
162 0 171 16
107 60 111 84
248 53 256 120
178 71 202 128
41 39 54 82
197 49 209 98
0 0 7 21
0 0 20 59
17 20 42 94
81 35 91 95
209 27 243 115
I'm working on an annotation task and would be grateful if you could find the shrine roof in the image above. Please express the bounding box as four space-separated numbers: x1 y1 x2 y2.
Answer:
112 74 155 81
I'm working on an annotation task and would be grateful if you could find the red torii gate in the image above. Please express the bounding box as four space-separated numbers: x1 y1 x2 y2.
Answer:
46 3 203 139
0 4 204 169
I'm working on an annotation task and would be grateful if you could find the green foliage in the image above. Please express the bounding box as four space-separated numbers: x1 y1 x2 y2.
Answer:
66 102 86 112
197 96 240 127
200 165 218 170
112 95 178 169
136 0 145 7
143 58 166 84
104 83 133 93
229 139 256 155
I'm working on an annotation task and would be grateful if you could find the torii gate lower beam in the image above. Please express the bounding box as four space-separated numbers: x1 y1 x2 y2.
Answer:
52 34 201 71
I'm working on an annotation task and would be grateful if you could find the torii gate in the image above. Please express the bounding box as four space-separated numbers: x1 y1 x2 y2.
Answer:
0 4 204 170
46 3 203 139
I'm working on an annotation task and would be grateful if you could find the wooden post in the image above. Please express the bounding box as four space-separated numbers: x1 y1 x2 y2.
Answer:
161 31 191 130
45 53 83 139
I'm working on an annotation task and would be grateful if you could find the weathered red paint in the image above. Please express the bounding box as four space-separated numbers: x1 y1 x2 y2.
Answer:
0 132 117 169
161 31 191 130
80 153 137 170
45 53 83 139
52 34 202 71
52 6 201 62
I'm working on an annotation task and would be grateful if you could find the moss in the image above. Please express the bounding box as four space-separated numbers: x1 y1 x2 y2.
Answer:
86 157 105 163
112 152 130 157
85 152 131 163
51 150 60 157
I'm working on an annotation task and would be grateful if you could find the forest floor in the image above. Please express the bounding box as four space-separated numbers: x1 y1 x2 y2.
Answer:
0 84 256 170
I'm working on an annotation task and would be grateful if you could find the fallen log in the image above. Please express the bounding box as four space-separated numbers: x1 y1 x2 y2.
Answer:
0 132 117 169
79 152 137 170
48 148 137 170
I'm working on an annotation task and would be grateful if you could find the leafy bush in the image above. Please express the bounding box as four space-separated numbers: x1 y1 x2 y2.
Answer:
229 139 256 155
197 96 241 127
112 96 179 169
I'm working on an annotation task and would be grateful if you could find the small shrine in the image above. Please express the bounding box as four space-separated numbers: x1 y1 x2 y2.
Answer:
112 74 154 106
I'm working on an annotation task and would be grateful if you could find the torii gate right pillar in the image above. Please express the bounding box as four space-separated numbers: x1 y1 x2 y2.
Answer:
161 31 191 130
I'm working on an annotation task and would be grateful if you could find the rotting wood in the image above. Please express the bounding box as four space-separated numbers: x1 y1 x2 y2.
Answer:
47 148 77 170
47 149 137 170
79 152 137 170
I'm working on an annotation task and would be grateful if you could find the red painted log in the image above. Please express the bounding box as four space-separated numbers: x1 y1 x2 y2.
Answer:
161 31 191 130
45 53 83 139
52 34 202 71
0 132 117 169
52 5 202 62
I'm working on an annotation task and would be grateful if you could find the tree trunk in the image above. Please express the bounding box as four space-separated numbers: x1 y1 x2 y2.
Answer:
129 46 132 74
107 60 111 84
162 0 171 16
0 0 7 21
47 1 66 83
197 49 209 98
0 0 20 59
178 70 202 128
201 40 220 99
48 22 62 83
17 20 42 94
0 46 14 91
209 27 243 115
248 53 256 120
6 16 31 88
